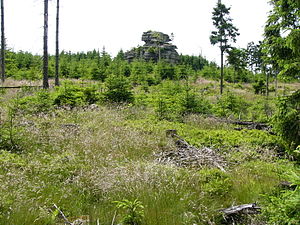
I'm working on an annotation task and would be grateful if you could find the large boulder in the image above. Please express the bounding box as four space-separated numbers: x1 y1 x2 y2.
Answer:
125 31 179 64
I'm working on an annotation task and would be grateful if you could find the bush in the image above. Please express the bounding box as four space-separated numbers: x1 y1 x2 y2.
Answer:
154 61 175 80
114 199 144 225
263 171 300 224
54 82 100 107
179 91 212 115
213 92 249 119
104 75 134 103
253 78 266 94
272 90 300 150
17 90 54 114
198 169 232 196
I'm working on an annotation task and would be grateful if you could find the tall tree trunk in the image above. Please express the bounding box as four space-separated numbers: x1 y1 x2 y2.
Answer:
275 73 278 97
55 0 60 86
1 0 5 83
266 70 269 97
219 0 223 95
220 46 224 95
43 0 49 89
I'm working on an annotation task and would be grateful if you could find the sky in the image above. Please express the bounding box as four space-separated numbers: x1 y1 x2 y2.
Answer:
5 0 271 63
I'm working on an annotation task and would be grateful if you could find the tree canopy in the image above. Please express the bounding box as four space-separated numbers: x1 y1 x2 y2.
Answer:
263 0 300 79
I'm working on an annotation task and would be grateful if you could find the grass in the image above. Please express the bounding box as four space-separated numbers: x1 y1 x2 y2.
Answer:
0 78 299 224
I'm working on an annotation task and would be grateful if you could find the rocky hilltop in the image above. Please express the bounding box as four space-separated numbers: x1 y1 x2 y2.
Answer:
125 31 179 64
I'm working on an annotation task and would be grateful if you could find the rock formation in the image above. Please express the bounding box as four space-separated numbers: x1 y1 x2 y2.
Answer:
125 31 179 64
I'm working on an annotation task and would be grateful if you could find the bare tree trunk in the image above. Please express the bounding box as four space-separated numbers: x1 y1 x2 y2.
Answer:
275 74 278 97
220 48 224 95
55 0 60 86
266 70 269 97
219 0 224 95
43 0 49 89
1 0 5 83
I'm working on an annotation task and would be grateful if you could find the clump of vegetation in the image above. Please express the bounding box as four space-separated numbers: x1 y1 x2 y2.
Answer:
272 90 300 151
0 0 299 223
213 91 249 119
54 82 100 107
262 171 300 224
114 199 144 225
104 75 134 103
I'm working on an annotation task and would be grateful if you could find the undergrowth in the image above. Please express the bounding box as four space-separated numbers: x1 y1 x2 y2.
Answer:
0 79 299 225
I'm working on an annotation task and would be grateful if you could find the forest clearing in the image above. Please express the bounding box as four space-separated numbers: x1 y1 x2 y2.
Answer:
0 0 300 224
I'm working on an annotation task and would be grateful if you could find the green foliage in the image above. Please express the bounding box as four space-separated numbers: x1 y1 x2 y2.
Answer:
252 78 266 94
214 91 249 119
130 60 156 85
104 75 134 103
154 61 175 80
114 199 144 225
210 2 239 52
249 98 275 122
179 91 212 115
179 54 209 71
263 171 300 224
272 90 300 150
263 0 300 79
16 90 54 114
227 47 248 81
246 41 264 74
198 169 232 196
199 65 219 80
151 81 212 121
54 82 100 107
0 104 25 152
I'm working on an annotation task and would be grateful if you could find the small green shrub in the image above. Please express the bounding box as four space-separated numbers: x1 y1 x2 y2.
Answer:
179 91 212 115
154 61 176 80
263 171 300 224
114 199 144 225
104 75 134 103
198 169 232 196
252 78 266 94
16 90 54 114
54 82 100 107
213 91 249 119
0 104 25 152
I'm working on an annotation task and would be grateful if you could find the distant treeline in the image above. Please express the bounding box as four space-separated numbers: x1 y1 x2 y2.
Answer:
4 48 280 84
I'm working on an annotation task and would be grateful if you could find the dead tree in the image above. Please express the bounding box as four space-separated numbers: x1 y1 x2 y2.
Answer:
55 0 60 86
1 0 5 83
43 0 49 89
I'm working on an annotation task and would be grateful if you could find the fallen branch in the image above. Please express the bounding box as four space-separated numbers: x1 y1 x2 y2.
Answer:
220 203 261 216
53 203 73 225
156 130 227 171
0 85 42 89
111 210 117 225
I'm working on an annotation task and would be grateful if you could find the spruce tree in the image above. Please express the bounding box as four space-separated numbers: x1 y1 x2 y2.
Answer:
263 0 300 79
210 0 239 94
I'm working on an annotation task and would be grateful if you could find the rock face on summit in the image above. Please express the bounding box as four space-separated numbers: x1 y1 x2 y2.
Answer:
125 31 179 64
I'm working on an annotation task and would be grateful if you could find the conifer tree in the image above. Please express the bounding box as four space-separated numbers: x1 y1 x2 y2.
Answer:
263 0 300 79
210 0 239 94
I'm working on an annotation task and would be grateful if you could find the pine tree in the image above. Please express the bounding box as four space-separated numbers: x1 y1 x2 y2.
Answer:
210 0 239 94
